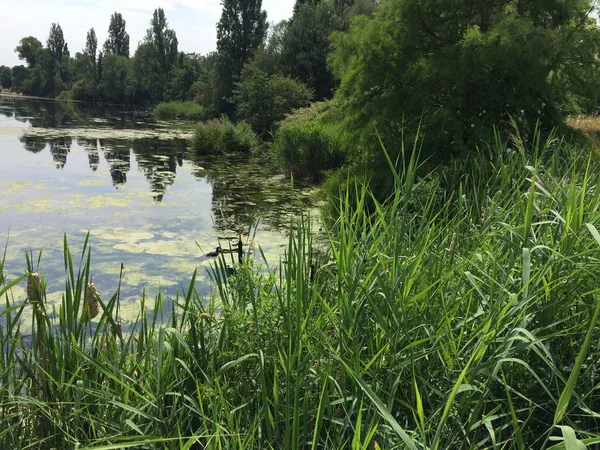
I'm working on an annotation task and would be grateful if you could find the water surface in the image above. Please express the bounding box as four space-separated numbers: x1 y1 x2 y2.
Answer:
0 98 314 323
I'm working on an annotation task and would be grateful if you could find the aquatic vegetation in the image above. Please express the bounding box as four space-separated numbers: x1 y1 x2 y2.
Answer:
155 101 205 120
273 119 347 181
1 132 599 449
191 116 259 154
21 126 194 141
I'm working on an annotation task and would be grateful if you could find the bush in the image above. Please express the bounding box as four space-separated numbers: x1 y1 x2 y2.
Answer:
234 64 313 136
155 101 205 120
278 100 332 129
273 119 347 181
192 116 259 154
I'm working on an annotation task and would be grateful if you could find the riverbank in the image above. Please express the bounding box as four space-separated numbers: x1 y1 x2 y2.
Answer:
2 130 599 449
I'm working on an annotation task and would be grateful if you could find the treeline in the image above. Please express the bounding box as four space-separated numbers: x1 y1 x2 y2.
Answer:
3 10 187 105
3 0 600 200
1 1 369 124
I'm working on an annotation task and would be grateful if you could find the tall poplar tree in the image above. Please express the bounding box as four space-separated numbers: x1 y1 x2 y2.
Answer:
47 23 66 63
215 0 267 113
145 8 178 73
84 28 98 74
104 12 130 57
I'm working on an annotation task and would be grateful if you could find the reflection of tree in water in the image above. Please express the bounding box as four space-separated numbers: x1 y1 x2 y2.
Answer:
10 99 154 130
132 139 186 202
79 138 101 171
49 138 72 169
20 135 48 153
103 140 131 188
12 101 80 128
192 154 313 233
0 106 12 118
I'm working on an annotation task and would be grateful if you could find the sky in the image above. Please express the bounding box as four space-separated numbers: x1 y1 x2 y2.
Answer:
0 0 295 67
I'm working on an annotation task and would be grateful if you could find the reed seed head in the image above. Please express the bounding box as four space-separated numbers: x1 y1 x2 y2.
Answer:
83 282 100 322
27 272 41 303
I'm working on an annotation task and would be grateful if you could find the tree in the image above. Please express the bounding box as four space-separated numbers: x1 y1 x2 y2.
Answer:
47 23 67 63
131 43 165 104
215 0 268 113
329 0 600 164
104 12 130 57
85 28 98 73
145 8 178 73
280 2 342 100
166 63 198 101
0 66 12 89
293 0 321 15
234 63 313 135
15 37 43 67
11 65 28 91
99 53 132 104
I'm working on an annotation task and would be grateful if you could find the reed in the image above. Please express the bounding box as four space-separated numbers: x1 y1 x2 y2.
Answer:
1 127 599 449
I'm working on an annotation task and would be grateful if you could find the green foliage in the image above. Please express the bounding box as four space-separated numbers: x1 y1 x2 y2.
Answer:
280 1 344 100
215 0 268 113
15 36 43 67
273 119 347 181
46 23 67 63
234 63 313 135
131 43 166 105
2 133 600 449
155 101 205 120
98 53 132 104
165 63 198 101
192 116 259 154
145 8 178 74
84 28 98 76
329 0 600 166
10 65 28 91
103 12 130 57
278 99 332 127
0 66 12 89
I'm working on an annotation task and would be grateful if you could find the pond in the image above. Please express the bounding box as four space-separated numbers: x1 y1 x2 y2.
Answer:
0 98 316 324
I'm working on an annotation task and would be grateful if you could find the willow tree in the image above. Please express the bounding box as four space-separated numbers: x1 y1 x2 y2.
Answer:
329 0 600 161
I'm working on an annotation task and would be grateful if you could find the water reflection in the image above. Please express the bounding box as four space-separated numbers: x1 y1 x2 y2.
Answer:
3 98 314 234
7 98 151 130
50 138 70 169
104 147 131 187
20 135 47 153
81 139 100 171
1 98 317 325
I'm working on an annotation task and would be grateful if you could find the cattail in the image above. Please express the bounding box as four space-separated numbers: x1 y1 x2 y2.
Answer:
83 282 100 322
112 320 123 337
447 233 456 254
27 272 41 303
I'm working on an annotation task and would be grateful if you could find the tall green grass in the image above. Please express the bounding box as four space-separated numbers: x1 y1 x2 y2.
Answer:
192 116 259 154
155 101 205 121
273 119 347 181
1 128 599 449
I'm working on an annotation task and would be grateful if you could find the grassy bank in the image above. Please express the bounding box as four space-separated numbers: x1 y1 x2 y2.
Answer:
1 131 600 449
155 101 205 121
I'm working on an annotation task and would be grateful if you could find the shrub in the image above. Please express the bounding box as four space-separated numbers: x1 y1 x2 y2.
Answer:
234 64 313 136
155 101 205 120
192 116 259 154
278 100 332 129
273 119 346 181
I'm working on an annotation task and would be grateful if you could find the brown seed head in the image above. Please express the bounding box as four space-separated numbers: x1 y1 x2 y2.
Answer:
27 272 41 303
83 282 100 322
